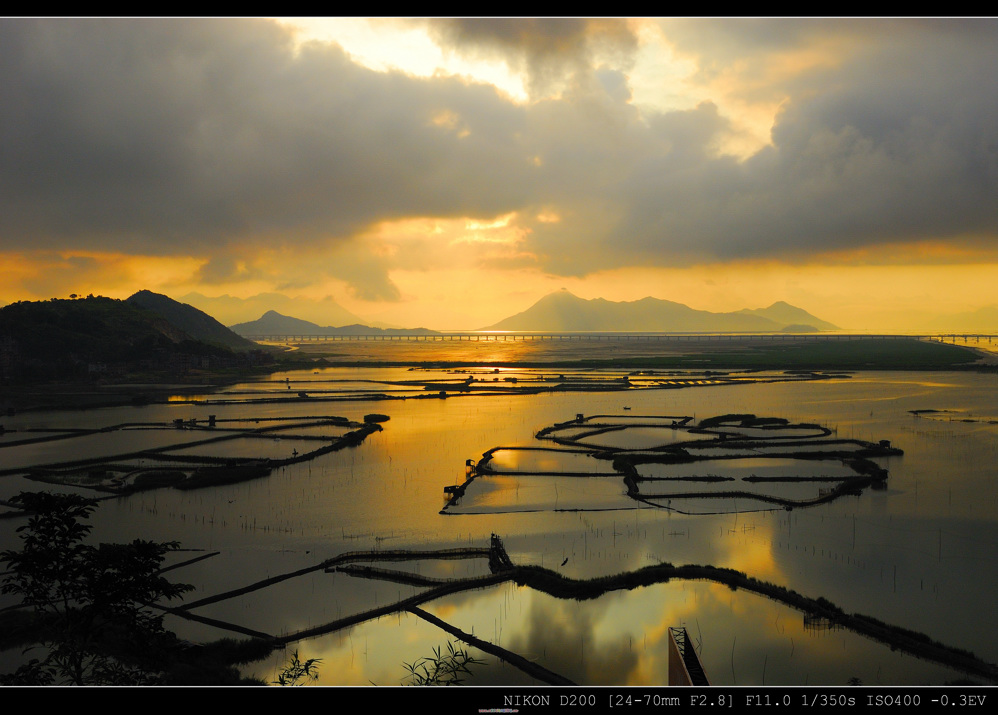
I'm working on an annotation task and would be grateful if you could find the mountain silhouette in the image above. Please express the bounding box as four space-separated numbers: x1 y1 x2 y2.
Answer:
483 291 837 332
229 310 438 336
736 301 838 331
1 294 269 383
127 290 257 350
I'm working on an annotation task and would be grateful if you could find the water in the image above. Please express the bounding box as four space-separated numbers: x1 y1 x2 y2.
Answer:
1 364 996 686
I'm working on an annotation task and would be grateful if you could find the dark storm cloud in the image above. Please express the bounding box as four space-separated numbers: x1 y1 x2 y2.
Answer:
2 18 997 285
521 19 998 273
0 18 535 257
417 18 640 97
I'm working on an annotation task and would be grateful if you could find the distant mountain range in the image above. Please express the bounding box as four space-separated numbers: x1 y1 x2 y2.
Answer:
923 305 998 333
229 310 439 336
482 290 838 332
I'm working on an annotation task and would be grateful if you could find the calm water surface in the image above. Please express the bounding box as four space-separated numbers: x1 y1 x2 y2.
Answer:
2 364 996 686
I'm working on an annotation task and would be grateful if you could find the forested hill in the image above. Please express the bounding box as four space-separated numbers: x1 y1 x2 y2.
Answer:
127 290 258 350
0 296 270 382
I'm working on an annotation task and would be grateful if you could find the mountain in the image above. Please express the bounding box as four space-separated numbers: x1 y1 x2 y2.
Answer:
127 290 258 351
737 301 838 331
924 305 998 333
0 295 263 383
179 292 368 328
229 310 323 336
229 310 438 336
483 291 837 332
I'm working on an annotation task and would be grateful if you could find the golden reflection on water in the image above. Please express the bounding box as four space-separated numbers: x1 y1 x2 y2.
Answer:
187 367 998 686
269 576 965 686
716 521 785 583
285 336 716 364
5 358 997 686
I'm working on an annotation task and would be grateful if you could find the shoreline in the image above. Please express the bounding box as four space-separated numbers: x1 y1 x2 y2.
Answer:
1 337 989 414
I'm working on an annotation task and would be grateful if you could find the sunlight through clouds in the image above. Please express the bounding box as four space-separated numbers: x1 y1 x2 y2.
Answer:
2 18 997 331
277 17 530 102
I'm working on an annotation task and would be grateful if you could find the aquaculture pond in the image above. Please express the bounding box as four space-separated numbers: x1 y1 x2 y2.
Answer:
1 367 997 686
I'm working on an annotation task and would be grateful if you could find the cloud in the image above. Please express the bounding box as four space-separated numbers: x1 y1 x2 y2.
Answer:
0 18 535 255
329 250 401 302
521 19 998 272
179 291 365 326
0 251 202 304
417 18 640 98
196 254 253 284
2 17 998 295
191 238 402 302
504 593 640 685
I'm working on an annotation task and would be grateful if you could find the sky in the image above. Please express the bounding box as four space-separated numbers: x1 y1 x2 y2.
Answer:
1 17 997 331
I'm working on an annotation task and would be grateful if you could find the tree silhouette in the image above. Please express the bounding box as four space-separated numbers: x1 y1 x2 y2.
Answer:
1 492 193 685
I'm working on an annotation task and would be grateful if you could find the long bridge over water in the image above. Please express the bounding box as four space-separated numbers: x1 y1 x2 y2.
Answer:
243 332 997 344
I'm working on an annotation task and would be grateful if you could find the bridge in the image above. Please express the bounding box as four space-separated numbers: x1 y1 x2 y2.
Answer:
241 331 997 344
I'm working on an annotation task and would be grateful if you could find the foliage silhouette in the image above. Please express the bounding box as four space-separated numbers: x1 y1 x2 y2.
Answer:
273 649 322 685
402 641 484 685
0 492 193 685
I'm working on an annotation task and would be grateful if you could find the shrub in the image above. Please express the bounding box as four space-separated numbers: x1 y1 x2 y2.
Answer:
0 492 193 685
402 641 484 686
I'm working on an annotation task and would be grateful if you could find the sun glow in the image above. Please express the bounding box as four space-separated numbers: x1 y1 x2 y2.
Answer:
0 251 205 304
277 17 530 103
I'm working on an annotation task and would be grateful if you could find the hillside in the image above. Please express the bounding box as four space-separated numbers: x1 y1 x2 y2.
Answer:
484 291 836 332
127 290 258 351
0 295 269 383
